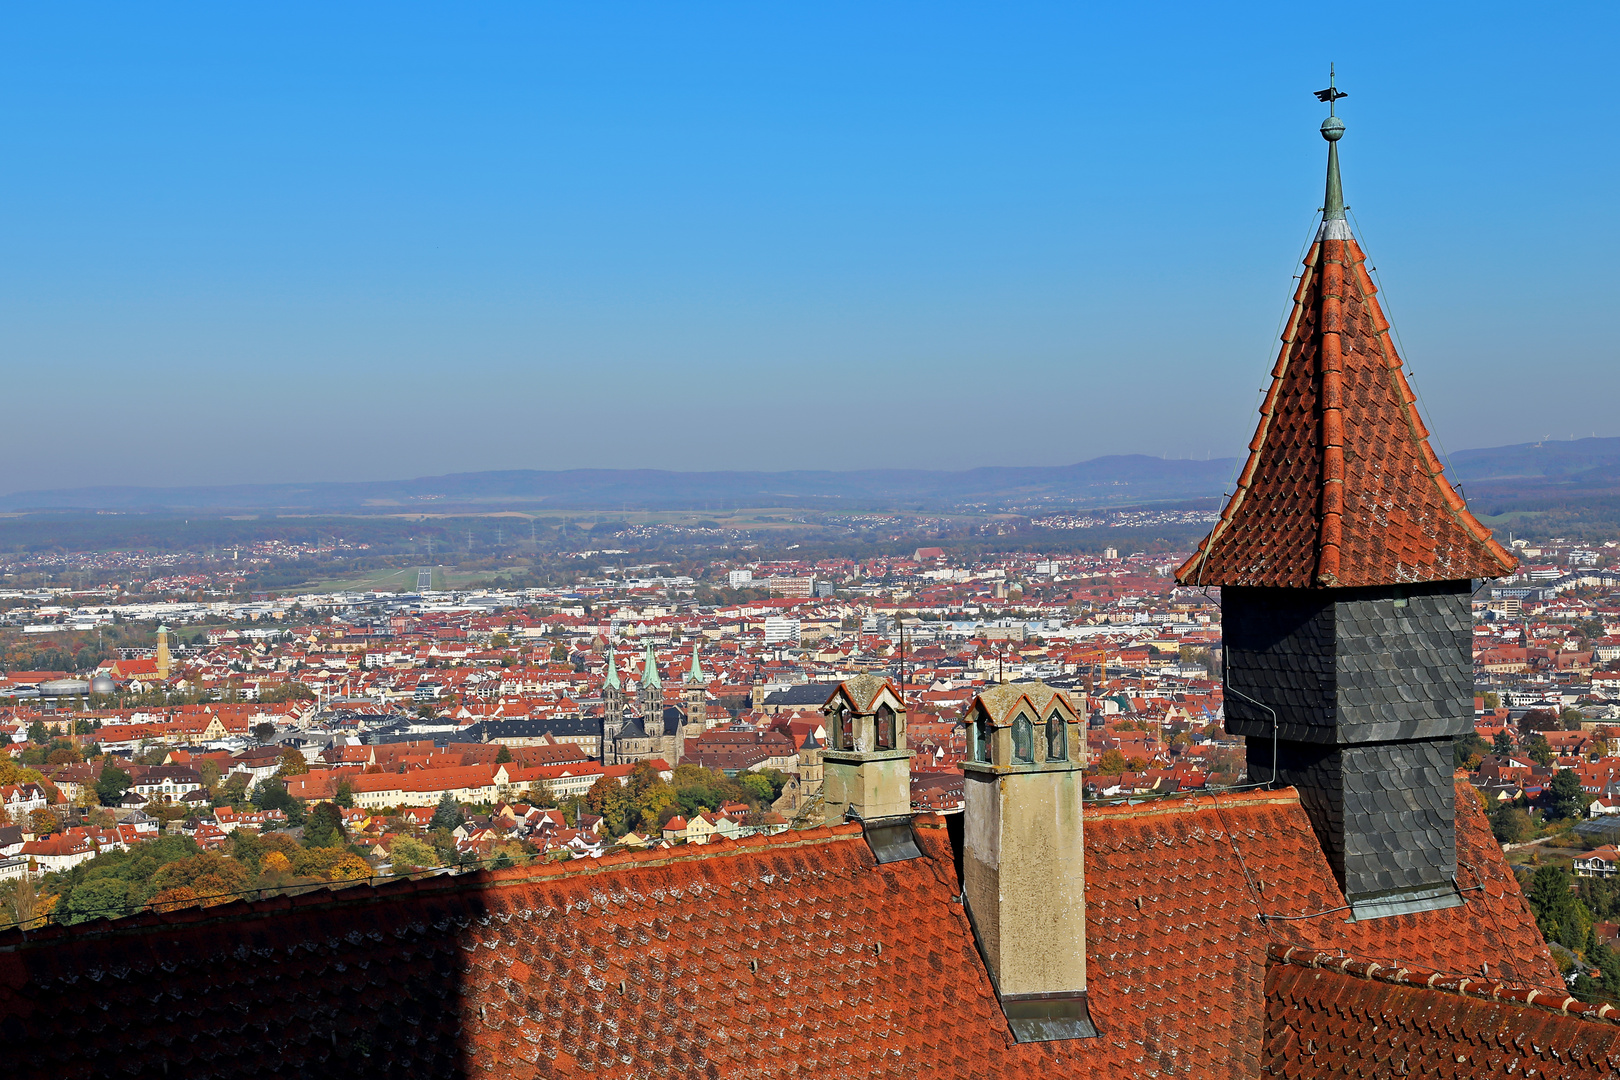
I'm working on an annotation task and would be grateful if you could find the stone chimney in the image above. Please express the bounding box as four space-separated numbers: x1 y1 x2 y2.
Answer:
1176 90 1516 919
819 674 919 862
960 681 1096 1041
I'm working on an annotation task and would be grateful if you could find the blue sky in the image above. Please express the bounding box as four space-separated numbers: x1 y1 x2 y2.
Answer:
0 3 1612 491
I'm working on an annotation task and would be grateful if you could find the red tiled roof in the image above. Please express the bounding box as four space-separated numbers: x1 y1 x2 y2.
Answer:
1264 944 1620 1078
0 784 1555 1078
1177 232 1515 588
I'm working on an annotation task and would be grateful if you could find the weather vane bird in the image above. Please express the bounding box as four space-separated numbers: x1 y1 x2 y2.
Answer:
1314 62 1347 114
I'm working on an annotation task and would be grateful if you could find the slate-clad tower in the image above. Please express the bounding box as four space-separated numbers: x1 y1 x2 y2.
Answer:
1177 86 1516 918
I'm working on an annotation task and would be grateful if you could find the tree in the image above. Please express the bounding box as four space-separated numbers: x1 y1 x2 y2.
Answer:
429 792 464 832
95 763 132 807
1563 707 1589 731
389 834 437 872
148 852 251 907
1525 734 1555 767
333 780 354 809
217 772 250 808
633 782 679 833
1480 691 1501 710
1493 729 1514 757
738 772 774 803
303 802 346 848
1550 769 1586 820
495 745 512 764
251 722 275 745
490 633 510 649
1453 732 1490 770
28 809 58 837
148 886 201 914
584 774 632 836
56 877 134 924
276 746 309 776
1489 801 1532 844
294 847 371 881
251 779 305 825
259 851 293 878
1521 709 1562 735
1094 749 1128 775
522 778 557 807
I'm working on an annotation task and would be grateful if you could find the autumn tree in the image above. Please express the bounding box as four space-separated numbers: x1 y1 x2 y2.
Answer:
584 774 632 837
1093 749 1128 775
389 835 437 872
148 852 252 907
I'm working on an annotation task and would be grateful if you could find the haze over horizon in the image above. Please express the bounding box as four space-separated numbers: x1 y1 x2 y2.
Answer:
2 3 1613 493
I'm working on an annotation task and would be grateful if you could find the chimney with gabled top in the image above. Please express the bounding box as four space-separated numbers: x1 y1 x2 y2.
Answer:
1177 79 1516 919
960 680 1095 1042
819 673 920 862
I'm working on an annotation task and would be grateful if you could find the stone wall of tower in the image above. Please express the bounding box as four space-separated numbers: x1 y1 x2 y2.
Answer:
602 685 626 766
1224 580 1472 904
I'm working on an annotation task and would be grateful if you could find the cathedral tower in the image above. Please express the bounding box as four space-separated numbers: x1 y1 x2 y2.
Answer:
682 641 707 736
601 644 626 765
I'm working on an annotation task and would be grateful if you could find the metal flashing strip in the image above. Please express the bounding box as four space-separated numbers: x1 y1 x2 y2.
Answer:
857 814 923 864
1000 991 1100 1043
1349 881 1464 922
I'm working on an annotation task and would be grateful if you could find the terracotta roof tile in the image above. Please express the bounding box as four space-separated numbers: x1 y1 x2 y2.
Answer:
0 787 1557 1078
1265 944 1620 1078
1177 235 1515 588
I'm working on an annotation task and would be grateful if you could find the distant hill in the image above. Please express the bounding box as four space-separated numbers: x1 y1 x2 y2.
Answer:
0 437 1611 515
0 456 1239 514
1447 437 1620 490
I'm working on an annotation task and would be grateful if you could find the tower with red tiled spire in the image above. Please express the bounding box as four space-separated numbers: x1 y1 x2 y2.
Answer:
1176 76 1516 918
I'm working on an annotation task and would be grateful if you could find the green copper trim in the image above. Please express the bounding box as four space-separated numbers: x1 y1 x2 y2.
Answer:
686 640 704 684
1316 65 1348 229
642 640 662 688
605 644 621 691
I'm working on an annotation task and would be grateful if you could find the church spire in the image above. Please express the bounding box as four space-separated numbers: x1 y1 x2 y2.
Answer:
641 640 662 688
1318 63 1349 239
685 640 704 685
605 640 621 691
1177 78 1515 589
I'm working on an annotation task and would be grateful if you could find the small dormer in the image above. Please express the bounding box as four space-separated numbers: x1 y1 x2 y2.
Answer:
819 673 918 862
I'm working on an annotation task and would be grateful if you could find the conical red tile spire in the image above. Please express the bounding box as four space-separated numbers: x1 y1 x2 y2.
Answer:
1178 106 1514 589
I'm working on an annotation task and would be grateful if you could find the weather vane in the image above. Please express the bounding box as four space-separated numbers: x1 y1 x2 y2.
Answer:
1314 62 1347 115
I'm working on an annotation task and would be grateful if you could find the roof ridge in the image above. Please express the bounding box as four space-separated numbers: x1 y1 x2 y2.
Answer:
1267 943 1602 1023
1084 786 1302 819
0 822 869 953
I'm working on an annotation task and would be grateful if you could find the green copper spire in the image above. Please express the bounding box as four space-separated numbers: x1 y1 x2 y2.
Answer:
1315 65 1350 239
686 640 704 684
605 644 620 691
642 640 662 688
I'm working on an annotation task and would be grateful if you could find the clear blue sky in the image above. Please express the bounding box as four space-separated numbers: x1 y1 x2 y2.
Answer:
1 3 1612 492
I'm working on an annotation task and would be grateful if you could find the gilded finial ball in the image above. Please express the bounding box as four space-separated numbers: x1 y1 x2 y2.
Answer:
1320 116 1345 142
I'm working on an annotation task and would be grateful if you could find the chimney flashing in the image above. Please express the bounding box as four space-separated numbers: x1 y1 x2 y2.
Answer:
1348 881 1465 922
853 813 924 864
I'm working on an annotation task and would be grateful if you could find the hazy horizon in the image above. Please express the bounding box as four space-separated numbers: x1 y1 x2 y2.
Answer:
3 3 1613 493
